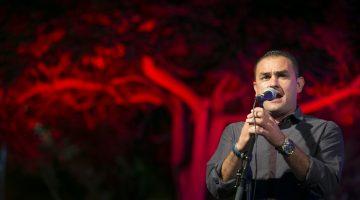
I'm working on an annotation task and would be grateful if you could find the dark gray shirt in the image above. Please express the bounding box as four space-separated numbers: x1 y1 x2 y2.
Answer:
206 108 344 199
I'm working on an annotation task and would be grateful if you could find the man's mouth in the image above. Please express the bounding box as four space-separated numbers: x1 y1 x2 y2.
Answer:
269 92 283 102
275 93 283 99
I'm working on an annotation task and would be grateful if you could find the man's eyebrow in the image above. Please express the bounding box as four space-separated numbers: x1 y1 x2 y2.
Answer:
259 72 271 76
275 70 289 75
259 70 289 76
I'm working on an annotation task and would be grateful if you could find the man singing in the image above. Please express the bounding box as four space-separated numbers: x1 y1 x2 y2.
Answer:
206 50 344 199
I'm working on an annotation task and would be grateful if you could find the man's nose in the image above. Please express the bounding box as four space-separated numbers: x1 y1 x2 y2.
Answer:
269 76 279 87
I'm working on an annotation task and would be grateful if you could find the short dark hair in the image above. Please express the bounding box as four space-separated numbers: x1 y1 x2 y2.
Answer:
254 50 300 77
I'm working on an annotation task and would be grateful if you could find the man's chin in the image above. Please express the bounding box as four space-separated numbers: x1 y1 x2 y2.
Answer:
264 104 285 116
263 103 281 111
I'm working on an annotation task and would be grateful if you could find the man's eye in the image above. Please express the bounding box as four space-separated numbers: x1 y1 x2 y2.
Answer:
261 76 270 80
278 73 289 78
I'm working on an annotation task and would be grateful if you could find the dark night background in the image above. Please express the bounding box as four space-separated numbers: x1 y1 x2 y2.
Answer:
0 0 359 199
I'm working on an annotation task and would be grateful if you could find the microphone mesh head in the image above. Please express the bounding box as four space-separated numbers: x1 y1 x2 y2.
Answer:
262 88 278 101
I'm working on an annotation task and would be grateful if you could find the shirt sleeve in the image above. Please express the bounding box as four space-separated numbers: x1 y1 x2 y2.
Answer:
304 121 345 197
206 122 243 199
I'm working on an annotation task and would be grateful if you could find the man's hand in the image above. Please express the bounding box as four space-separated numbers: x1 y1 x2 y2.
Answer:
235 122 252 151
244 107 285 147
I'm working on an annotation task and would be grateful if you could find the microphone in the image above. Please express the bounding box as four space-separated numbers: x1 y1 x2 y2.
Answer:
255 88 279 102
234 88 280 199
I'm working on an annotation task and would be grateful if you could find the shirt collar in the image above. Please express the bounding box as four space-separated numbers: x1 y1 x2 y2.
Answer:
278 106 304 126
292 106 304 121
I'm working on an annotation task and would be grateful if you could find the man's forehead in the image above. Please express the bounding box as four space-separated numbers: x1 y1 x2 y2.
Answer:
255 56 295 75
259 69 289 74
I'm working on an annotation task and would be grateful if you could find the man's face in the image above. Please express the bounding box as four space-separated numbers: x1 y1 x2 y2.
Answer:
253 56 304 119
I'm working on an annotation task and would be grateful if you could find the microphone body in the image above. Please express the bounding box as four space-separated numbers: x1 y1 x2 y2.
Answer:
255 88 278 102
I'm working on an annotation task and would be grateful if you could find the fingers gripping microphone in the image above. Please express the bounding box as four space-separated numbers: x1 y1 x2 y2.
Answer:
255 88 279 102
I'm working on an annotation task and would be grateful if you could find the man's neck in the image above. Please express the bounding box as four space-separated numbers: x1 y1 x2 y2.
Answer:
271 108 297 124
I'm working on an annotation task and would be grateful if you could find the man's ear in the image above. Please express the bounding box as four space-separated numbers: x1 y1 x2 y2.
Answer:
296 76 305 93
253 81 259 95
